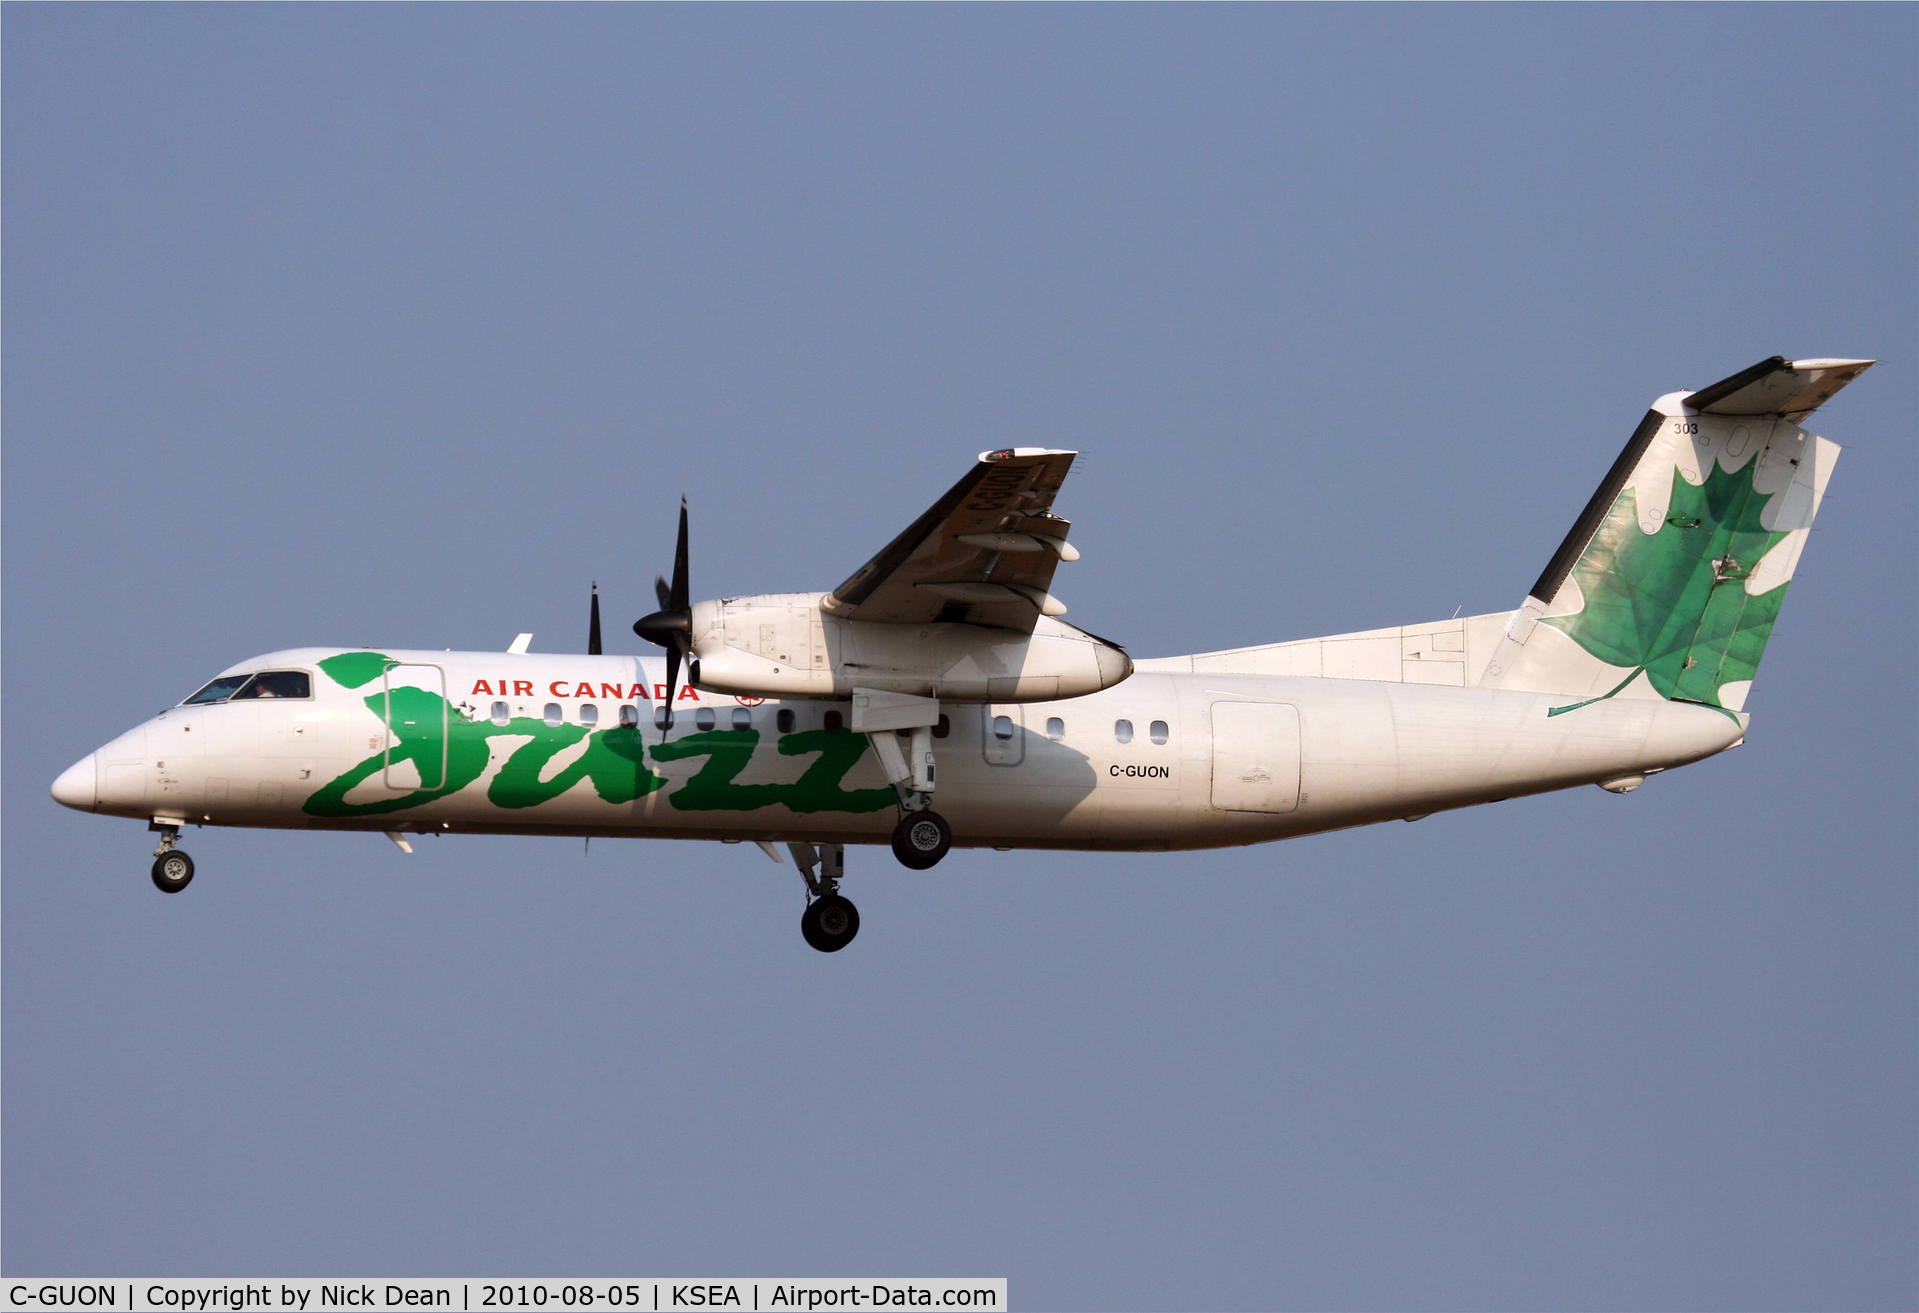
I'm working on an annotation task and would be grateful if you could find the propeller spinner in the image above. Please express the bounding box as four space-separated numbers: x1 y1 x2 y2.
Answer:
632 498 692 736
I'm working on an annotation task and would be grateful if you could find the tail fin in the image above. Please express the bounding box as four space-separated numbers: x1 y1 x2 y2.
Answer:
1479 357 1870 714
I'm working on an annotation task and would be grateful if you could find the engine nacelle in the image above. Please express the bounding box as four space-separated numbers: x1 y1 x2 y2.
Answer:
689 593 1131 703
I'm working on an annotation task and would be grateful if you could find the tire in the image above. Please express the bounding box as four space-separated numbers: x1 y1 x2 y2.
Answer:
800 893 860 952
891 810 952 870
151 850 195 893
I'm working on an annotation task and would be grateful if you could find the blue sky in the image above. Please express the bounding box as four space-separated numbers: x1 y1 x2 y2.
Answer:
5 6 1914 1308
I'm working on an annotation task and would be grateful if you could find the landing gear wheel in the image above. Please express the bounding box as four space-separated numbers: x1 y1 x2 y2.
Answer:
800 893 860 953
151 850 195 893
891 810 952 870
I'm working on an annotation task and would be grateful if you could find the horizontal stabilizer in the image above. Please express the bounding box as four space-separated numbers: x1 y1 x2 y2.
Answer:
1684 356 1873 422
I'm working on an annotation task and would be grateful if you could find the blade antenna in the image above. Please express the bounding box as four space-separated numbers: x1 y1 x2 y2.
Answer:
588 582 603 656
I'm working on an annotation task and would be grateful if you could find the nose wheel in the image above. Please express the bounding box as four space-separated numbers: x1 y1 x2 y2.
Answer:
787 841 860 952
148 822 195 892
151 849 194 893
800 893 860 953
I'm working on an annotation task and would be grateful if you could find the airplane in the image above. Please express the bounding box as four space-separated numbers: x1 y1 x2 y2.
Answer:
51 356 1871 952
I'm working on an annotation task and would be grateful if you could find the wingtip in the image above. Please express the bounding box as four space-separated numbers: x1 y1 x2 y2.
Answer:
1788 357 1875 370
978 447 1077 463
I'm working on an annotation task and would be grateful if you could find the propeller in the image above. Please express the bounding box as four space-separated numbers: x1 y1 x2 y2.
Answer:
588 582 602 656
633 497 691 737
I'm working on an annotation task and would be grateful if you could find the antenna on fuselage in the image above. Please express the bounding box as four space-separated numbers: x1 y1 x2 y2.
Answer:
588 582 603 655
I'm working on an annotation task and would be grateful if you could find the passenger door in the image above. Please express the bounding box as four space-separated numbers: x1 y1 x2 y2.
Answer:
384 664 448 790
1209 702 1300 813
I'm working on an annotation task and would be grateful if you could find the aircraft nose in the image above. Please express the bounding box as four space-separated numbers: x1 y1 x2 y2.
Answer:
52 752 99 811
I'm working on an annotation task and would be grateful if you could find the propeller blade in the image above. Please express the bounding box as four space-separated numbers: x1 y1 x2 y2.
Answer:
669 497 690 611
634 496 694 737
588 583 602 656
660 642 682 741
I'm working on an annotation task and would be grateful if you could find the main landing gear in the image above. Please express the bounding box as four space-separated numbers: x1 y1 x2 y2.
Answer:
150 823 194 893
853 690 955 871
891 810 952 870
789 842 859 953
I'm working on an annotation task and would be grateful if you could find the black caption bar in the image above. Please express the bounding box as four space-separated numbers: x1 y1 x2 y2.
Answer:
4 1282 1006 1313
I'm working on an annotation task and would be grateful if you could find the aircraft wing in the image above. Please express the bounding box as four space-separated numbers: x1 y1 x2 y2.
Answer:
824 448 1081 629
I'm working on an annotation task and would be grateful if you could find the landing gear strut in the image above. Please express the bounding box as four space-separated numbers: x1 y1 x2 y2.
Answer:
852 689 954 870
150 823 194 893
789 841 858 953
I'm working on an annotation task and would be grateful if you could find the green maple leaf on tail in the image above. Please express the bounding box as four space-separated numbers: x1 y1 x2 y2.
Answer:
1543 460 1790 710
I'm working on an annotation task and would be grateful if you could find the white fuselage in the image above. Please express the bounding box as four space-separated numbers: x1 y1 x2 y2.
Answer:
60 646 1744 853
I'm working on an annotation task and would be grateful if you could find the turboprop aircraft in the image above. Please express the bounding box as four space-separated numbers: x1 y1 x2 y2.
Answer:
52 356 1870 951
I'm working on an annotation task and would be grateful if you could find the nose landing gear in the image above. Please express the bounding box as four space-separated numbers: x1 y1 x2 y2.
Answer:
788 841 859 952
800 892 860 952
150 824 194 893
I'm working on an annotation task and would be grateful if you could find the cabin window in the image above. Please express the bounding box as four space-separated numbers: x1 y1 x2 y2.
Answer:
544 703 563 727
824 710 845 734
695 707 716 731
732 707 752 730
1115 719 1134 744
993 715 1015 740
1046 717 1065 741
184 675 252 705
1150 720 1169 745
232 670 312 700
777 708 796 734
933 714 950 739
579 703 599 728
491 701 510 726
654 707 674 730
619 704 640 728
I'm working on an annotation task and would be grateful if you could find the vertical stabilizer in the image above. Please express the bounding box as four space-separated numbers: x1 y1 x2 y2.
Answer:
1479 358 1868 714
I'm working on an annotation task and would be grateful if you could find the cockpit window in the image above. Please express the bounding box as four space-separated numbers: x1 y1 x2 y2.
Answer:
185 670 314 705
183 675 253 705
231 671 312 700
